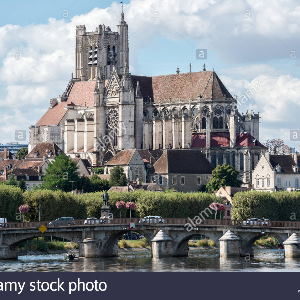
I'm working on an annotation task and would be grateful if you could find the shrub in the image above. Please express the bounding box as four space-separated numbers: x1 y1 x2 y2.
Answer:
231 191 279 221
0 185 23 221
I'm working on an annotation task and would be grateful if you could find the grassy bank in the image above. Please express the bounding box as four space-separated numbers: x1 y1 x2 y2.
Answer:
188 239 216 248
118 238 150 249
254 236 279 248
17 237 78 253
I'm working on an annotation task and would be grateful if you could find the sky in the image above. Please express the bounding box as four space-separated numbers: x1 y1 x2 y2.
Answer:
0 0 300 149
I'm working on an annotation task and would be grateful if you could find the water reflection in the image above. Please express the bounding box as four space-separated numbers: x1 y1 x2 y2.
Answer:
0 248 299 272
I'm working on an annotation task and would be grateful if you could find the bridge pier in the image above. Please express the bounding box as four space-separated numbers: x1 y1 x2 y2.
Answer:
219 230 241 258
0 246 17 260
83 238 101 258
151 230 174 259
79 242 84 257
283 233 300 258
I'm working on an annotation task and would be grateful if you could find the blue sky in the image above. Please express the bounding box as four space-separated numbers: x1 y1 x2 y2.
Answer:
0 0 300 149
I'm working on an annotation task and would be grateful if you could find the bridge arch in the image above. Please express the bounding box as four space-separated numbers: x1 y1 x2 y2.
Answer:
6 232 82 249
173 232 221 257
100 230 155 257
239 232 287 257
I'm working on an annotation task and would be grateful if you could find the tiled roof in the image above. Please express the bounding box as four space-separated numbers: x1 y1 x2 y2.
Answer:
26 142 63 159
269 155 298 174
191 132 266 149
36 81 96 126
0 149 13 160
137 149 163 164
105 150 136 166
36 102 67 126
0 160 20 171
67 80 96 107
154 149 213 174
133 71 233 103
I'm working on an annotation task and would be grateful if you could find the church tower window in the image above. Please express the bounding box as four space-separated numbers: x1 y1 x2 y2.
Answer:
202 117 206 129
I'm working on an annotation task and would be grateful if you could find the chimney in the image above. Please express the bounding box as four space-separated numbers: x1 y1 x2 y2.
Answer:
229 114 236 148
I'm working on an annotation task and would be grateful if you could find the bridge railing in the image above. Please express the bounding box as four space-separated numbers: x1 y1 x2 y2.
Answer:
3 218 300 229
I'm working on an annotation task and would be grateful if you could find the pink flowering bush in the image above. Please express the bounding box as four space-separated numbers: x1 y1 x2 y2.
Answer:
116 201 126 209
19 204 30 214
126 202 136 210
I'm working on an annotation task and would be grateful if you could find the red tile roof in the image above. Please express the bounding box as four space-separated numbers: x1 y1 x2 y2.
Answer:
191 132 266 148
36 81 96 126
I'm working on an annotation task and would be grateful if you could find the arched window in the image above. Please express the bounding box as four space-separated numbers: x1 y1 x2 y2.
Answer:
218 116 223 129
213 117 219 129
202 117 206 129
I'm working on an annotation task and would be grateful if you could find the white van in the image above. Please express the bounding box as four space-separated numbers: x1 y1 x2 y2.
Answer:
0 218 7 228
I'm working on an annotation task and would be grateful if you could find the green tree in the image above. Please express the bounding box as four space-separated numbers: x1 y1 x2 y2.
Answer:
206 164 241 193
78 175 110 192
109 167 128 186
42 154 80 192
16 148 28 160
92 167 104 175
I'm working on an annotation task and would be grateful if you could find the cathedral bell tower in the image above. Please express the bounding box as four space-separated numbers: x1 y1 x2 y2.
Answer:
75 5 129 81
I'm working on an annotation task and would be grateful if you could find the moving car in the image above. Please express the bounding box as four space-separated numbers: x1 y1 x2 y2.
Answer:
84 217 107 225
242 218 270 226
139 216 165 224
48 217 75 227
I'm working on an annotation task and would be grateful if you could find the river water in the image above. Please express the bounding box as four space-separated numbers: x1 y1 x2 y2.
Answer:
0 248 300 272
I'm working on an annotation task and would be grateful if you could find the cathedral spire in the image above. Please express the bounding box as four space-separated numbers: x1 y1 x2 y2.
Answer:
121 1 125 22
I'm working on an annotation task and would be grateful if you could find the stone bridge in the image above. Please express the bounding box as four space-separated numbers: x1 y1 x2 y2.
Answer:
1 219 300 260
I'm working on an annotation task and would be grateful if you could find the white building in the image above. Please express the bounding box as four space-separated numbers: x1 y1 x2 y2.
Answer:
252 153 300 191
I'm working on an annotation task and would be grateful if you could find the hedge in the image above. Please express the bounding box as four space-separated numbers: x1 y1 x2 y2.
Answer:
231 191 300 221
20 190 218 221
0 185 24 221
24 190 86 221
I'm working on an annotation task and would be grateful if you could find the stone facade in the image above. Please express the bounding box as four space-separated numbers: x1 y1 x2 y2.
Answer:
29 11 266 185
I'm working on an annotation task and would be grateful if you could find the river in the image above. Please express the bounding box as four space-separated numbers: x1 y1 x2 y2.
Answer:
1 248 300 272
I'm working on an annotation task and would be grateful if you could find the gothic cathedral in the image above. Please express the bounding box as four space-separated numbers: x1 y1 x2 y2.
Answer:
29 11 266 184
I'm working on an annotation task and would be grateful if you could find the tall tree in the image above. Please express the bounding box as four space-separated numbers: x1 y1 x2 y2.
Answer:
109 166 128 186
265 139 290 155
42 154 80 192
206 164 241 193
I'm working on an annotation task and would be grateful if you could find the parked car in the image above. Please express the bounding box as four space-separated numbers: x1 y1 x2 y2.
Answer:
139 216 165 224
84 217 105 225
0 218 7 228
48 217 75 227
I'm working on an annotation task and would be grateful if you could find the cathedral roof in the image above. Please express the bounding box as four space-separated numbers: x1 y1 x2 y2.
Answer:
132 71 233 103
154 149 213 174
36 81 96 126
191 132 266 149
